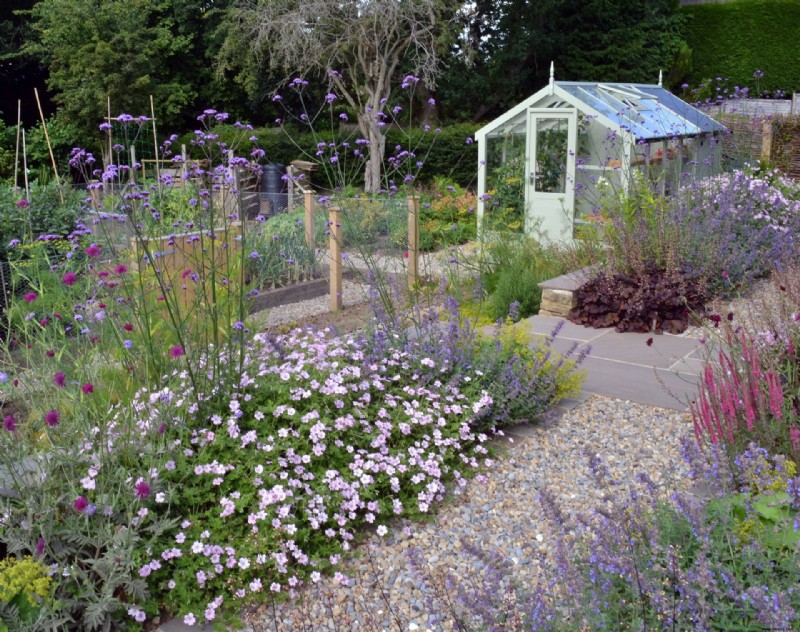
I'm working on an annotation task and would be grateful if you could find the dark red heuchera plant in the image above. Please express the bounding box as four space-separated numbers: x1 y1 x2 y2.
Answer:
568 266 707 334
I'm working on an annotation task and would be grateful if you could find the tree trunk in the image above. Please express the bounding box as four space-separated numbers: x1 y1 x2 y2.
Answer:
363 122 386 194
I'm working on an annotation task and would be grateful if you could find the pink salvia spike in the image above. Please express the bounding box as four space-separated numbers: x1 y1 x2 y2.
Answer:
721 381 737 425
742 386 756 433
767 371 784 420
790 427 800 454
693 416 705 446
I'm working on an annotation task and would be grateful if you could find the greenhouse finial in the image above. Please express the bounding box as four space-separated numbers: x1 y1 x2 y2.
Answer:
658 69 663 87
549 61 555 93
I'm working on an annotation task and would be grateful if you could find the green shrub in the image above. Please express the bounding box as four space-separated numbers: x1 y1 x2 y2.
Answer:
482 237 565 321
419 178 477 250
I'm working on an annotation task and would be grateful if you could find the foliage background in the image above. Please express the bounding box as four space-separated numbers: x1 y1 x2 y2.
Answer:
681 0 800 94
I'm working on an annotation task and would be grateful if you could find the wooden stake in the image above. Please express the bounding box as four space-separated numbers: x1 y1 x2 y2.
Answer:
34 88 64 203
304 191 316 251
149 95 161 190
22 128 30 201
407 195 420 289
329 207 343 312
105 97 112 194
130 145 137 185
14 100 20 192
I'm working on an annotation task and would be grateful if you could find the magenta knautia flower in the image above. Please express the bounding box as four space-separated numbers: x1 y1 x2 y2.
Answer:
169 345 185 358
23 291 37 303
114 264 128 275
135 480 151 499
35 538 45 557
62 271 77 286
3 415 16 432
85 244 101 257
82 383 94 394
45 410 60 427
53 371 66 387
123 323 134 331
74 496 88 512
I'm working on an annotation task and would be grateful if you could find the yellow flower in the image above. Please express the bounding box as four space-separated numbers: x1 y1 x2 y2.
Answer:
0 556 52 607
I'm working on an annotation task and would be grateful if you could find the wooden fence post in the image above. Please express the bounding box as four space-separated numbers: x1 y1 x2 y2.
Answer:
762 119 774 163
329 207 343 312
304 191 316 251
407 195 420 289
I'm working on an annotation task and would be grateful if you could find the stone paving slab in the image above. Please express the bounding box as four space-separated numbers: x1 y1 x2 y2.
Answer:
584 329 700 370
522 314 612 342
523 315 704 410
579 356 699 410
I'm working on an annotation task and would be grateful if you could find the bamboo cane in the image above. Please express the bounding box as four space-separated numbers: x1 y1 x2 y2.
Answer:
150 95 161 192
22 128 30 202
34 88 64 204
14 100 20 192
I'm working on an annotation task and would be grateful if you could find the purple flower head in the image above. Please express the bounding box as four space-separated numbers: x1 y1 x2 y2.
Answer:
45 410 60 427
135 480 151 500
16 199 29 208
85 244 101 257
3 415 16 432
169 345 185 359
62 272 77 286
35 538 45 557
82 383 94 395
53 371 66 387
74 496 88 512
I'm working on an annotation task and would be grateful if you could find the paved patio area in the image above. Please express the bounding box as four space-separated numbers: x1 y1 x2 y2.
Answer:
524 315 706 412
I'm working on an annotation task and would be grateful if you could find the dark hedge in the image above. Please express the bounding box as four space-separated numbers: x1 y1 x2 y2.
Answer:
181 122 480 190
681 0 800 94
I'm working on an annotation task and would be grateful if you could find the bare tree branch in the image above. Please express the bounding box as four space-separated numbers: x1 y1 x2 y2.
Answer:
228 0 458 192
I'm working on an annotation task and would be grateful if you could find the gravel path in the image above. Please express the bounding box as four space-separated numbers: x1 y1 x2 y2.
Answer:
243 396 693 631
249 280 373 328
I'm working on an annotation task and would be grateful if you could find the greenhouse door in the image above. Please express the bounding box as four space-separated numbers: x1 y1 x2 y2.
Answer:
526 109 577 241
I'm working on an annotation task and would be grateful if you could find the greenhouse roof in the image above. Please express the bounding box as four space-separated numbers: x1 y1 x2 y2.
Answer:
477 81 727 142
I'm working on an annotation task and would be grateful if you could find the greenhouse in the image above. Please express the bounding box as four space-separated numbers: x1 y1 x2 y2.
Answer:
475 67 728 241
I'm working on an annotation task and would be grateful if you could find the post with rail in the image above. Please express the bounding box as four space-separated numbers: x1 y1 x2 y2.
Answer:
407 195 420 289
329 206 343 312
304 191 316 251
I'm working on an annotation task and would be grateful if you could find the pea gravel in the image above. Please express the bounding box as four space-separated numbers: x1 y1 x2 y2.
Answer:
239 395 694 632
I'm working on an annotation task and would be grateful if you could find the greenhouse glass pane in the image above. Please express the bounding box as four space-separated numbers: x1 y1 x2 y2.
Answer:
534 118 568 193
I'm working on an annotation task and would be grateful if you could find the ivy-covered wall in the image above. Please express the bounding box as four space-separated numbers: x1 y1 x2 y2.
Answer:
681 0 800 94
